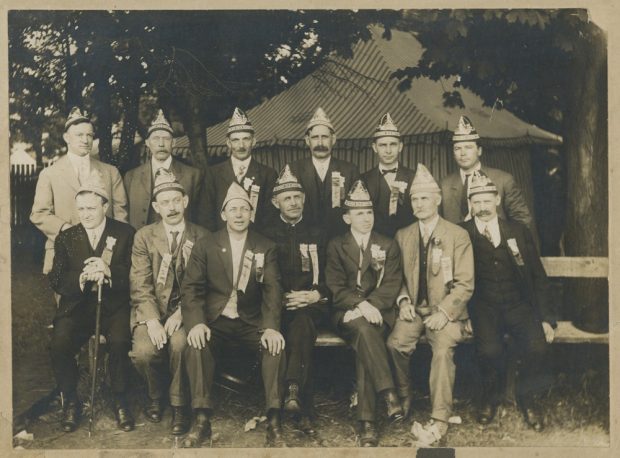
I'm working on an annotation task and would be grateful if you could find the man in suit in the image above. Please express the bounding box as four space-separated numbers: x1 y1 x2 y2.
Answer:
123 109 206 230
31 107 128 274
129 171 210 436
440 115 532 228
202 108 278 233
386 164 474 445
361 113 416 238
181 182 286 447
262 164 330 434
460 172 556 432
290 107 360 240
47 171 135 433
326 180 404 447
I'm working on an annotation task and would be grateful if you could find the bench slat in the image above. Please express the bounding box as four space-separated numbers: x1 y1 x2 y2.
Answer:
541 257 608 278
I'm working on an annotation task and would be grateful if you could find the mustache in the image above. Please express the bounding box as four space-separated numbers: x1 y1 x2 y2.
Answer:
312 146 329 152
167 211 180 217
474 209 492 217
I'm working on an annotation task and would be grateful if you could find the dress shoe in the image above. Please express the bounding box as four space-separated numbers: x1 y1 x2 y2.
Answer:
298 415 317 436
283 382 301 413
114 398 135 432
400 395 412 419
144 397 163 423
477 402 497 425
523 404 544 432
358 420 378 447
171 406 191 436
182 410 211 448
266 409 286 447
61 398 81 433
383 389 404 423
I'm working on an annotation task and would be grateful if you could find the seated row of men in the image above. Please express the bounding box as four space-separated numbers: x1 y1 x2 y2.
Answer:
35 106 552 447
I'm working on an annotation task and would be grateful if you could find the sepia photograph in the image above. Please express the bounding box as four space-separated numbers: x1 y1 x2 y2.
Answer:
3 5 613 454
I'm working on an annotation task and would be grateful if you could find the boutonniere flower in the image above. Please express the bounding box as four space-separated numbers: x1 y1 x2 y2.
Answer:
370 244 386 271
432 237 442 247
243 176 255 192
431 237 443 276
105 236 117 251
392 180 408 194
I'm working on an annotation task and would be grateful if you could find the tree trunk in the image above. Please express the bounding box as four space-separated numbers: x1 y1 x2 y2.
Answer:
117 86 140 174
180 91 209 171
563 27 608 332
93 75 113 164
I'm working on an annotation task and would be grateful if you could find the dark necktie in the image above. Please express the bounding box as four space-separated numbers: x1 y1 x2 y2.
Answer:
483 225 494 245
460 173 471 219
381 168 397 175
170 231 179 254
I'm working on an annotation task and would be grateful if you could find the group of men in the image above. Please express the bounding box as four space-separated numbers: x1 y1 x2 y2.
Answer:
30 104 555 448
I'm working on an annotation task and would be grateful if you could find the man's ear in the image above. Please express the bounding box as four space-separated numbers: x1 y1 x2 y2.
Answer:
152 201 160 215
220 210 227 222
304 135 311 149
371 142 378 155
182 195 189 209
342 212 351 225
477 145 483 158
495 194 501 207
271 196 279 209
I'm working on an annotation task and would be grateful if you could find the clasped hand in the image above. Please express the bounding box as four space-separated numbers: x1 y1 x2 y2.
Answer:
285 290 321 310
356 300 382 325
147 309 183 350
80 257 111 287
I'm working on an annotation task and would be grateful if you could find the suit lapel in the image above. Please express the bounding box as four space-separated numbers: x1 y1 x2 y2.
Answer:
76 223 94 257
170 159 184 182
215 229 234 287
152 221 170 258
59 155 81 193
498 219 525 278
342 232 361 269
139 162 153 196
360 232 376 275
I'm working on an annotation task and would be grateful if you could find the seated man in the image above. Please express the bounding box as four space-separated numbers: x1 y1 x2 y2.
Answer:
48 171 135 433
129 171 209 435
326 180 404 447
181 182 287 447
386 164 474 445
262 164 331 434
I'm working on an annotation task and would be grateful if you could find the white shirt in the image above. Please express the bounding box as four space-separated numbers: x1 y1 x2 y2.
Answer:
474 215 501 248
162 220 186 252
221 232 248 319
280 214 303 226
419 215 439 245
84 217 107 250
459 162 482 185
312 156 331 182
379 163 399 188
67 151 91 179
151 155 173 178
231 156 252 179
350 228 371 252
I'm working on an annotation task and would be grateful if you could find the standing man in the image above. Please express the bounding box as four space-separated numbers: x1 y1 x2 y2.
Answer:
460 172 556 432
361 113 416 238
440 115 532 228
123 109 206 230
181 182 286 447
31 107 128 274
47 171 135 433
262 164 330 434
386 164 474 445
203 108 278 233
129 171 209 436
326 180 404 447
290 107 360 240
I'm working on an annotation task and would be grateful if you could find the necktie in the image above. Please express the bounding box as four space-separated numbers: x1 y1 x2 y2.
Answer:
78 161 89 185
461 173 471 219
357 240 365 287
170 231 179 254
483 225 494 245
421 226 431 246
381 168 397 175
155 167 169 178
90 231 98 250
237 164 247 182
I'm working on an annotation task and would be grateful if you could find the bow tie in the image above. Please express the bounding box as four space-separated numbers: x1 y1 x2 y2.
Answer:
381 168 397 175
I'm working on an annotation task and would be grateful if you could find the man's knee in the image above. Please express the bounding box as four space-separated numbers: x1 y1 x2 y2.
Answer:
50 333 75 356
286 314 316 343
130 339 159 366
169 329 188 356
477 342 503 362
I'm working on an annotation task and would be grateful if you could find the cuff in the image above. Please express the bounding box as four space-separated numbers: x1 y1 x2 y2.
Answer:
437 306 452 321
397 295 411 308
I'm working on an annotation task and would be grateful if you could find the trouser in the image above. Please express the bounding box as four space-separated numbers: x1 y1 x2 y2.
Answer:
338 317 394 422
129 325 189 406
470 300 551 405
184 316 285 411
50 302 131 397
387 316 465 422
282 307 323 416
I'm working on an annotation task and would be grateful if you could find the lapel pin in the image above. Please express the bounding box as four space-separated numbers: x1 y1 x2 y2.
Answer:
222 248 227 253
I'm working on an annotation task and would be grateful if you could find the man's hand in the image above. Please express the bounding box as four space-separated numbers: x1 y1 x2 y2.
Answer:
285 290 321 310
83 257 111 284
542 321 555 343
464 319 474 335
60 223 73 232
187 324 210 349
261 328 285 356
357 301 383 326
424 311 449 331
398 302 417 322
80 270 106 286
343 308 362 323
164 308 182 337
146 319 167 350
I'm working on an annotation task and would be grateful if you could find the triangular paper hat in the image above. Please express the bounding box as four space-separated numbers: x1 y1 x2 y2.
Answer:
76 169 109 201
273 164 304 195
147 109 174 137
152 169 185 200
344 180 373 209
452 115 480 142
373 113 400 139
306 107 334 132
65 107 91 131
467 170 498 198
227 107 255 136
221 181 253 212
410 163 440 194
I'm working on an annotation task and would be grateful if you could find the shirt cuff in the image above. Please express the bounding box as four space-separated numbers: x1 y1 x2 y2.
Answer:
438 306 452 321
397 295 411 308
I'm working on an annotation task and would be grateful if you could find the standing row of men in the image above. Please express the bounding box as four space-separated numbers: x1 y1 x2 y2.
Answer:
31 105 552 447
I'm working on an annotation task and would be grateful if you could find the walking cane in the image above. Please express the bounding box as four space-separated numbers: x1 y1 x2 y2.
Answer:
88 281 103 437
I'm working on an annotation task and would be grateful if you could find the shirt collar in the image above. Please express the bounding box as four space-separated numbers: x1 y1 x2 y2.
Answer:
350 228 371 249
228 230 248 247
460 162 482 184
231 155 252 172
280 214 303 226
419 214 440 236
162 219 186 237
67 151 90 168
474 215 501 245
311 156 331 171
378 162 399 173
84 217 106 240
152 155 173 174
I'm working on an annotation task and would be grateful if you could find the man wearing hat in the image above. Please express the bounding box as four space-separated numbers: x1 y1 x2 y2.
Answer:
262 164 330 433
129 171 210 436
326 180 404 447
361 113 416 238
440 115 532 228
47 171 135 433
124 109 206 230
202 107 278 233
460 172 555 432
386 164 474 445
181 182 286 447
290 107 360 240
31 107 128 274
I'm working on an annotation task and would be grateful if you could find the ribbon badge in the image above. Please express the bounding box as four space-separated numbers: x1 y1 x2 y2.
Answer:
370 244 386 288
182 239 194 268
308 244 320 286
249 184 260 222
507 238 525 266
431 237 442 276
299 244 311 272
242 176 255 192
331 172 345 208
254 252 265 283
101 236 117 266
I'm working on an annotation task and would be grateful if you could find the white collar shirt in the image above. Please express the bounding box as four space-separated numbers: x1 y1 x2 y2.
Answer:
67 151 91 177
474 215 501 248
459 162 482 185
151 155 173 178
221 231 248 319
162 220 186 252
231 156 252 179
379 162 399 187
350 229 371 252
84 217 107 250
419 215 440 244
311 156 331 182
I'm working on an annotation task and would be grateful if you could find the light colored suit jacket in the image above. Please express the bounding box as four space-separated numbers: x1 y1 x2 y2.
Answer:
30 154 128 273
395 216 474 321
130 220 209 328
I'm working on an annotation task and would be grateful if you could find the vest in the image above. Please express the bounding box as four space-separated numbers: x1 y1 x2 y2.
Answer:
417 234 430 306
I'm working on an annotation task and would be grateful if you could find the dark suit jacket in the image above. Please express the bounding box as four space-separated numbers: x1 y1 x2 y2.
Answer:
202 157 278 233
181 228 283 332
326 230 402 328
124 159 206 230
49 217 135 319
460 218 556 326
361 164 416 238
440 165 532 228
290 157 360 240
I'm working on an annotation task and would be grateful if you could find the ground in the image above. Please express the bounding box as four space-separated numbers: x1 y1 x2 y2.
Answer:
11 241 610 450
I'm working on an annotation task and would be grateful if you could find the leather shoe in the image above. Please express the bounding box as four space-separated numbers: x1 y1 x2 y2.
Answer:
182 411 211 448
171 406 191 436
358 420 378 447
144 397 163 423
383 389 404 423
114 399 135 432
523 405 544 432
400 395 412 419
266 409 286 447
284 382 301 413
477 402 497 425
61 399 81 433
298 415 317 436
